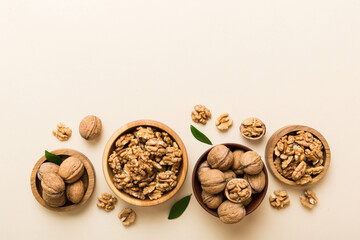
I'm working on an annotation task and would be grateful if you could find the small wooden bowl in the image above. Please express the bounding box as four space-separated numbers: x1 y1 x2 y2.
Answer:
265 125 331 186
30 149 95 212
192 143 268 218
240 118 266 140
102 120 188 207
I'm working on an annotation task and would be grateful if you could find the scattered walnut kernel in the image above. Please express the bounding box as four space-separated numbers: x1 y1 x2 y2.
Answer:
240 118 265 139
269 190 290 209
300 190 318 209
273 131 325 185
52 122 72 141
108 127 182 200
191 105 211 124
118 208 136 226
97 193 117 212
215 113 233 130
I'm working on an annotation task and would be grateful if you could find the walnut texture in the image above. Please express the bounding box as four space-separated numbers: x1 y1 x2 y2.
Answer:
232 150 245 175
191 105 211 124
300 190 318 209
37 162 59 181
269 190 290 209
225 178 252 204
52 122 72 141
240 118 265 138
79 115 102 140
215 113 233 131
108 127 182 200
66 180 85 204
273 131 325 185
118 208 136 226
239 151 264 175
198 169 226 195
97 193 117 212
244 171 266 193
201 190 223 209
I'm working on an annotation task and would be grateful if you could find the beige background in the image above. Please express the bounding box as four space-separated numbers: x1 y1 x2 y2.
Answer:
1 0 360 239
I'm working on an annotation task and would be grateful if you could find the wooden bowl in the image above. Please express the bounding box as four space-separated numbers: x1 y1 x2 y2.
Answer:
192 143 268 218
102 120 188 207
265 125 331 186
240 118 266 140
30 149 95 212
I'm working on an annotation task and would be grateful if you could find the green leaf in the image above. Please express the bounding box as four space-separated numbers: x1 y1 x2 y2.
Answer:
45 150 63 165
168 194 192 220
190 125 212 145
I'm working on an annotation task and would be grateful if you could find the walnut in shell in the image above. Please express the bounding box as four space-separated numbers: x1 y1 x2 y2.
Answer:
37 162 59 181
66 180 85 204
197 161 211 178
207 145 233 171
41 172 66 207
201 190 223 209
198 169 226 195
79 115 102 140
217 200 246 224
223 170 236 183
42 191 66 208
232 150 245 175
225 178 252 204
244 171 266 193
58 157 84 183
239 151 263 175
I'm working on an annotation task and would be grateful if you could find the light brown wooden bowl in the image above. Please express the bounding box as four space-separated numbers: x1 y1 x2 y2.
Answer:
102 120 188 207
192 143 268 218
265 125 331 186
240 118 266 140
30 149 96 212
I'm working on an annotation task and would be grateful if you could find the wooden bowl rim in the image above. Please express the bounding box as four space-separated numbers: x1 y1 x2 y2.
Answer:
265 125 331 186
192 143 268 218
240 117 266 140
30 148 96 212
102 119 188 207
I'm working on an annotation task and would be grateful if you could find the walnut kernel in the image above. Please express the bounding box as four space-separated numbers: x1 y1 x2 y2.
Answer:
191 105 211 124
269 190 290 209
52 122 72 141
215 113 233 130
300 190 318 209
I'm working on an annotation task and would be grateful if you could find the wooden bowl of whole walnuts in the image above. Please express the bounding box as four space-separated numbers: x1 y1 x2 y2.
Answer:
192 143 268 224
102 120 188 207
30 149 95 212
265 125 331 186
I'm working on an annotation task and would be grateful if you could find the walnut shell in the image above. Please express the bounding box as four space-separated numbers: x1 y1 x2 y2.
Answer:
197 161 211 178
37 162 59 181
42 191 66 207
225 178 252 204
239 151 263 175
41 172 65 195
217 200 246 224
223 170 236 183
199 169 226 194
207 145 233 171
66 180 85 204
244 171 266 193
79 115 102 140
58 157 84 183
232 150 245 175
201 190 223 209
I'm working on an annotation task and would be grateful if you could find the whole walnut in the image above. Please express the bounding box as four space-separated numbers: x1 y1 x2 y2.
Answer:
207 145 233 171
199 169 226 194
244 171 266 193
58 157 84 183
239 151 263 175
223 170 236 183
201 190 223 209
37 162 59 181
217 200 246 224
197 161 211 178
66 180 85 204
79 115 102 140
41 172 66 207
232 150 245 175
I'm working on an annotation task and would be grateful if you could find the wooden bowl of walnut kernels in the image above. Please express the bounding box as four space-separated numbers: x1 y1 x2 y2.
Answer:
102 120 188 207
265 125 331 186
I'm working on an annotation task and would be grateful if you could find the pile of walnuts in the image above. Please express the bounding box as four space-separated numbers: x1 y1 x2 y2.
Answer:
108 127 182 200
197 145 266 224
273 131 325 185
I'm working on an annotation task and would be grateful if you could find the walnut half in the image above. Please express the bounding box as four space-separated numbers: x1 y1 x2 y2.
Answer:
300 190 318 209
269 190 290 209
118 208 136 226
